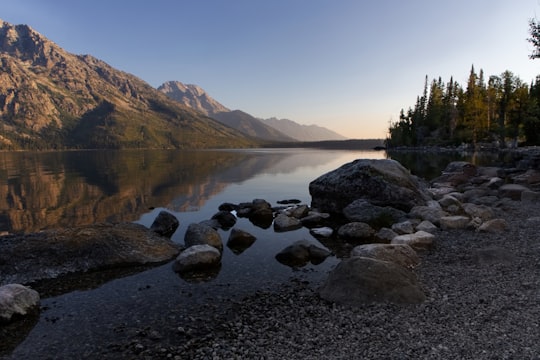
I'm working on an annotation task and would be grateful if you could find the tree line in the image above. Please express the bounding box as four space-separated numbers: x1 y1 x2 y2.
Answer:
387 18 540 149
386 67 540 148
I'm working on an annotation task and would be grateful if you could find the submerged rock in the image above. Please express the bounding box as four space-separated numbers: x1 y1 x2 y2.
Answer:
0 222 181 286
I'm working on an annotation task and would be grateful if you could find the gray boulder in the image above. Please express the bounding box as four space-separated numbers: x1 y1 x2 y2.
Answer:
343 199 406 228
184 223 223 252
0 284 40 323
0 223 181 286
318 257 425 305
150 210 179 238
273 213 303 232
337 222 375 241
172 244 221 274
309 159 431 214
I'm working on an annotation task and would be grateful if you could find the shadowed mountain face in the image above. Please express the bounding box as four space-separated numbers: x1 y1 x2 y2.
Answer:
0 19 256 150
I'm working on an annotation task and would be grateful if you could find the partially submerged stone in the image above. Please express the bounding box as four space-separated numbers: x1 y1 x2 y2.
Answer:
0 223 181 286
172 244 221 274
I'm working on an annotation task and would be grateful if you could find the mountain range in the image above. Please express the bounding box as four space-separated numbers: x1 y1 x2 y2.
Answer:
158 80 347 142
0 19 347 149
0 19 256 149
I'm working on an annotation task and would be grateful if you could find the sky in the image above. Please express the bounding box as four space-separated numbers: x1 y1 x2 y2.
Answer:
3 0 540 139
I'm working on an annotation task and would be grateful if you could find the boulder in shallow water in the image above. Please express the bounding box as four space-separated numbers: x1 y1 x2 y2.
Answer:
172 245 221 274
184 223 223 252
309 159 431 214
0 222 181 286
150 210 179 238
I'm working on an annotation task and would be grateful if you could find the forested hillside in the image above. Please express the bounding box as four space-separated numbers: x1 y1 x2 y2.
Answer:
387 67 540 148
387 19 540 149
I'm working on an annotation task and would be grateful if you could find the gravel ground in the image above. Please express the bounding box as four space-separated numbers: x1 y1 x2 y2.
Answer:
115 199 540 360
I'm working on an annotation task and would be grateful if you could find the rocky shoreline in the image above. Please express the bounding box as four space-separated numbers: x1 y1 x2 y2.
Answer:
2 148 540 359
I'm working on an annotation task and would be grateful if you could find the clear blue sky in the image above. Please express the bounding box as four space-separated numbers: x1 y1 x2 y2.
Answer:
3 0 540 139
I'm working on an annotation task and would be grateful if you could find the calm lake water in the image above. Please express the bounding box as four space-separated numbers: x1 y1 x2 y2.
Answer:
0 148 497 357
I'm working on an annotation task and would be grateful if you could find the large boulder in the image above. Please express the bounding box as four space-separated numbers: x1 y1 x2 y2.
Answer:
318 257 425 305
309 159 431 214
0 284 40 323
0 223 181 286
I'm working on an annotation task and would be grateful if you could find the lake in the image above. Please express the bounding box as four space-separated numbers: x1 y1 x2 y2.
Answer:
0 148 493 357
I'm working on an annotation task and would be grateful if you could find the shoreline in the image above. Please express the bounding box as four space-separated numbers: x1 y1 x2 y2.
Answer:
3 151 540 359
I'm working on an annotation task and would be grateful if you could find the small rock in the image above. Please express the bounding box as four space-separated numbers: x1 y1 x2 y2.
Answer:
391 231 435 251
273 213 303 232
439 216 471 230
477 218 508 233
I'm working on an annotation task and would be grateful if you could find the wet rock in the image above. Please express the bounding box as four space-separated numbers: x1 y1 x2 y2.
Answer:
149 210 179 238
309 159 431 214
285 205 310 219
172 245 221 274
273 213 302 232
184 223 223 252
318 257 425 305
350 243 420 269
300 212 328 227
0 223 181 286
275 240 331 267
0 284 40 323
226 228 256 254
211 211 237 230
391 231 435 251
337 222 375 241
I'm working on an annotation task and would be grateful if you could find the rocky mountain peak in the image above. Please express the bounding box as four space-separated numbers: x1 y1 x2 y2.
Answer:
0 19 65 68
158 80 230 116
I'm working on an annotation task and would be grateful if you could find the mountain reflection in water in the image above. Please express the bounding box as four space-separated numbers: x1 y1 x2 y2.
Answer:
0 149 374 233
